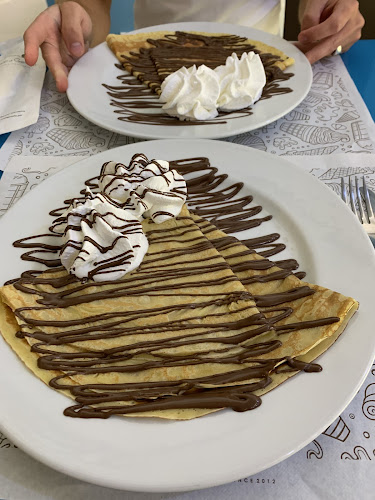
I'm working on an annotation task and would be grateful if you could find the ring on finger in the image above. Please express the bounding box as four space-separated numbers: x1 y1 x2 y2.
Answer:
331 45 343 56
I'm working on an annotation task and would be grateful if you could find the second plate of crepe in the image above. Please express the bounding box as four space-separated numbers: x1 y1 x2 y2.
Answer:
67 22 312 140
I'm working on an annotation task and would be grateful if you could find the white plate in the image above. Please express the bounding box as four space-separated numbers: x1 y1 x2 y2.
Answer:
0 140 374 493
67 22 312 140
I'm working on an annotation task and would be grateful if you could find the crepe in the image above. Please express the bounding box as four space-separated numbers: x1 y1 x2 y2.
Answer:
0 207 274 419
106 30 295 95
0 206 358 420
192 215 358 395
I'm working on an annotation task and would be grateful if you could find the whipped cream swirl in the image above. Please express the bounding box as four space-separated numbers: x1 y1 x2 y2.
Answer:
52 189 148 282
159 52 266 120
99 153 187 223
215 52 266 111
160 65 220 121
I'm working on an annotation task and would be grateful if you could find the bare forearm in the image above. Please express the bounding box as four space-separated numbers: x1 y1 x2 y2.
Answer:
56 0 111 46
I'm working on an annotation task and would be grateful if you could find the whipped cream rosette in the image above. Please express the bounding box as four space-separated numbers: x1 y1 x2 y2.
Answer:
99 154 187 223
160 65 220 121
158 51 266 120
52 189 148 282
215 52 266 111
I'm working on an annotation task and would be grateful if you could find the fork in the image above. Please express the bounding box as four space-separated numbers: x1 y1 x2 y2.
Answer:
341 176 375 243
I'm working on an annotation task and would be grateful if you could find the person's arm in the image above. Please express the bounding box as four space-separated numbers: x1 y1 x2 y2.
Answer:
297 0 364 63
24 0 111 92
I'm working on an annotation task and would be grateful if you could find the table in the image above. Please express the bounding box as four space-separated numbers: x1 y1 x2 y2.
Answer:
0 38 374 500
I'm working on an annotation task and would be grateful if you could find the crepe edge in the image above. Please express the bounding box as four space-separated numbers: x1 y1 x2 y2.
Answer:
106 31 295 71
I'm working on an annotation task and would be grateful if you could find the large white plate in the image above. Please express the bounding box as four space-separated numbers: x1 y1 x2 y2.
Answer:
0 140 374 493
67 22 312 140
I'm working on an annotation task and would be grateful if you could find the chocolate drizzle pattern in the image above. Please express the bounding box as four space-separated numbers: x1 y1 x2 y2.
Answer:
4 157 340 419
102 31 294 126
52 189 148 282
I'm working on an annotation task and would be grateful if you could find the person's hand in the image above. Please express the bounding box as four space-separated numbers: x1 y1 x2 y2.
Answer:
24 1 92 92
297 0 364 64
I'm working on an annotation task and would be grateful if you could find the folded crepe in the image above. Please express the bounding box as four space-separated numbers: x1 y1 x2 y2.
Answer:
0 206 358 420
192 214 358 396
106 30 295 95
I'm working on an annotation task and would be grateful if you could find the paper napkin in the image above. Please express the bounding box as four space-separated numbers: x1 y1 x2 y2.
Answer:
0 37 45 135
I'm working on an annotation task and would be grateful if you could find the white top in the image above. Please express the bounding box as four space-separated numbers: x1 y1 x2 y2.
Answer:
0 0 47 42
134 0 286 36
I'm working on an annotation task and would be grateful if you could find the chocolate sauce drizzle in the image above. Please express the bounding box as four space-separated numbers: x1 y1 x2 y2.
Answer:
102 31 294 126
6 157 339 419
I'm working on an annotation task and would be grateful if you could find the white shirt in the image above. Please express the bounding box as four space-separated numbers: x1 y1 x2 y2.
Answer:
134 0 286 37
0 0 47 42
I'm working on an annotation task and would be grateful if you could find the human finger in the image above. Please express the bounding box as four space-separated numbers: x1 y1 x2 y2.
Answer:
23 17 48 66
60 1 92 59
300 0 326 32
303 26 361 64
293 40 316 58
41 42 69 92
299 0 359 44
60 39 90 70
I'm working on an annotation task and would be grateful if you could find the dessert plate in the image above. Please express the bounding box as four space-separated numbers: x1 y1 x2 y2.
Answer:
67 22 312 140
0 140 374 493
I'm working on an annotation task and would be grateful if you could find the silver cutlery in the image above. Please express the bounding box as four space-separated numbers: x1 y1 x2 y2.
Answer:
341 176 375 246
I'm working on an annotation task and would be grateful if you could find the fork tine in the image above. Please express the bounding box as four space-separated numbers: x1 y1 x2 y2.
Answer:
341 177 348 204
355 176 366 224
362 176 374 221
348 176 359 220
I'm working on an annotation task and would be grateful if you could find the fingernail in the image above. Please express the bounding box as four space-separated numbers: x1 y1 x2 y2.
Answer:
71 42 83 56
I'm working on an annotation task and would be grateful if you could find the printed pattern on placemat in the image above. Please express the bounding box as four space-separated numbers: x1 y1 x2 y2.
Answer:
224 58 374 156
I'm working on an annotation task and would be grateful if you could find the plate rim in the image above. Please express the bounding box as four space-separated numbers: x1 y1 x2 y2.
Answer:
0 139 374 493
